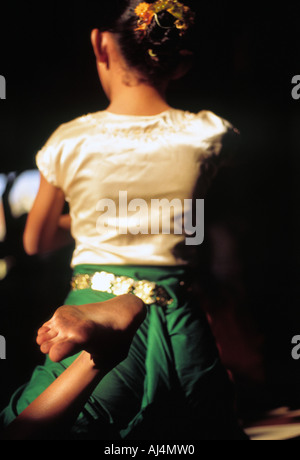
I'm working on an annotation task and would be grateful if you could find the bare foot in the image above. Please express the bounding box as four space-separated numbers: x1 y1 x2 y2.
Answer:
36 294 146 371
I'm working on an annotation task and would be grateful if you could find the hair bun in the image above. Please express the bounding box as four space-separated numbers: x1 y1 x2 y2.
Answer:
145 11 182 60
105 0 196 86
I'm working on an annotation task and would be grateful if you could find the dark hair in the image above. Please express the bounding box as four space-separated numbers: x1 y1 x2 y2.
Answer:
96 0 197 86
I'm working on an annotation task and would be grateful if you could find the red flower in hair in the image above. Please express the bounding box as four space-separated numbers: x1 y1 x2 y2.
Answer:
135 3 155 34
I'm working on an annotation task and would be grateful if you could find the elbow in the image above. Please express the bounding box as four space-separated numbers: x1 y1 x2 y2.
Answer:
23 236 38 257
23 230 41 256
24 246 39 257
23 232 53 256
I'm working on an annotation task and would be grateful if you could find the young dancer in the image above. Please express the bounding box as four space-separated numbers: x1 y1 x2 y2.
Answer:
0 0 246 440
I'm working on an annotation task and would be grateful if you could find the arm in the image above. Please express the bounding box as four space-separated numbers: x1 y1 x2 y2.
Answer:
1 352 105 440
23 174 74 255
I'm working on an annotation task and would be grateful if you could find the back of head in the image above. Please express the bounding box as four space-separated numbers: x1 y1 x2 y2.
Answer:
91 0 197 87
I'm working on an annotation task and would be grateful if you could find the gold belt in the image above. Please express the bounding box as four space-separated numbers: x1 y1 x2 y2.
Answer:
71 271 174 307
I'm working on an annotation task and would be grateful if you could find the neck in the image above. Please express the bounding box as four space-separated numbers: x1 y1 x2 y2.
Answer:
106 81 171 116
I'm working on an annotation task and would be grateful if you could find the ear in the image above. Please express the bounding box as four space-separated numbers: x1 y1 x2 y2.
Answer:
91 29 108 66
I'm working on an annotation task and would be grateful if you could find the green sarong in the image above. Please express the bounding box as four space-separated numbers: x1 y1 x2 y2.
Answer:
0 264 245 440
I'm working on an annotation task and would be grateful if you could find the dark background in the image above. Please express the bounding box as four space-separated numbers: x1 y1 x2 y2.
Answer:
0 1 300 429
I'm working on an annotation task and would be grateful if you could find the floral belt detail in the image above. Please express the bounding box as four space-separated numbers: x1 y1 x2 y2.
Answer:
71 271 174 307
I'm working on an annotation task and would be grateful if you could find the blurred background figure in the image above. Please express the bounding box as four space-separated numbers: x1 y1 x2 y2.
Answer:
0 171 40 280
8 171 40 221
0 175 7 244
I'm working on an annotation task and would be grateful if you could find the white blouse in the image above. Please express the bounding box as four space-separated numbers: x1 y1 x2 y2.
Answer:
36 109 237 267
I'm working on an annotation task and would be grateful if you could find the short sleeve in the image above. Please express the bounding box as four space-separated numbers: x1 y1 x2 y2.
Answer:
198 111 240 168
36 145 59 187
35 125 65 188
193 111 240 194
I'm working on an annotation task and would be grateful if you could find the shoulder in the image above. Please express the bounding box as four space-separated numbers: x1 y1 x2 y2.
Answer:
197 110 238 135
41 111 107 149
174 109 239 139
170 109 240 167
35 112 106 187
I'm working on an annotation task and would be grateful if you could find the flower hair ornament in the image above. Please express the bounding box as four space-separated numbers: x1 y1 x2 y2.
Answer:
135 0 195 38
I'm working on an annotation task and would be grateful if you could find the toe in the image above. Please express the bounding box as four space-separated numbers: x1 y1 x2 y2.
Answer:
37 325 50 335
49 340 80 363
40 341 52 355
36 329 58 346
